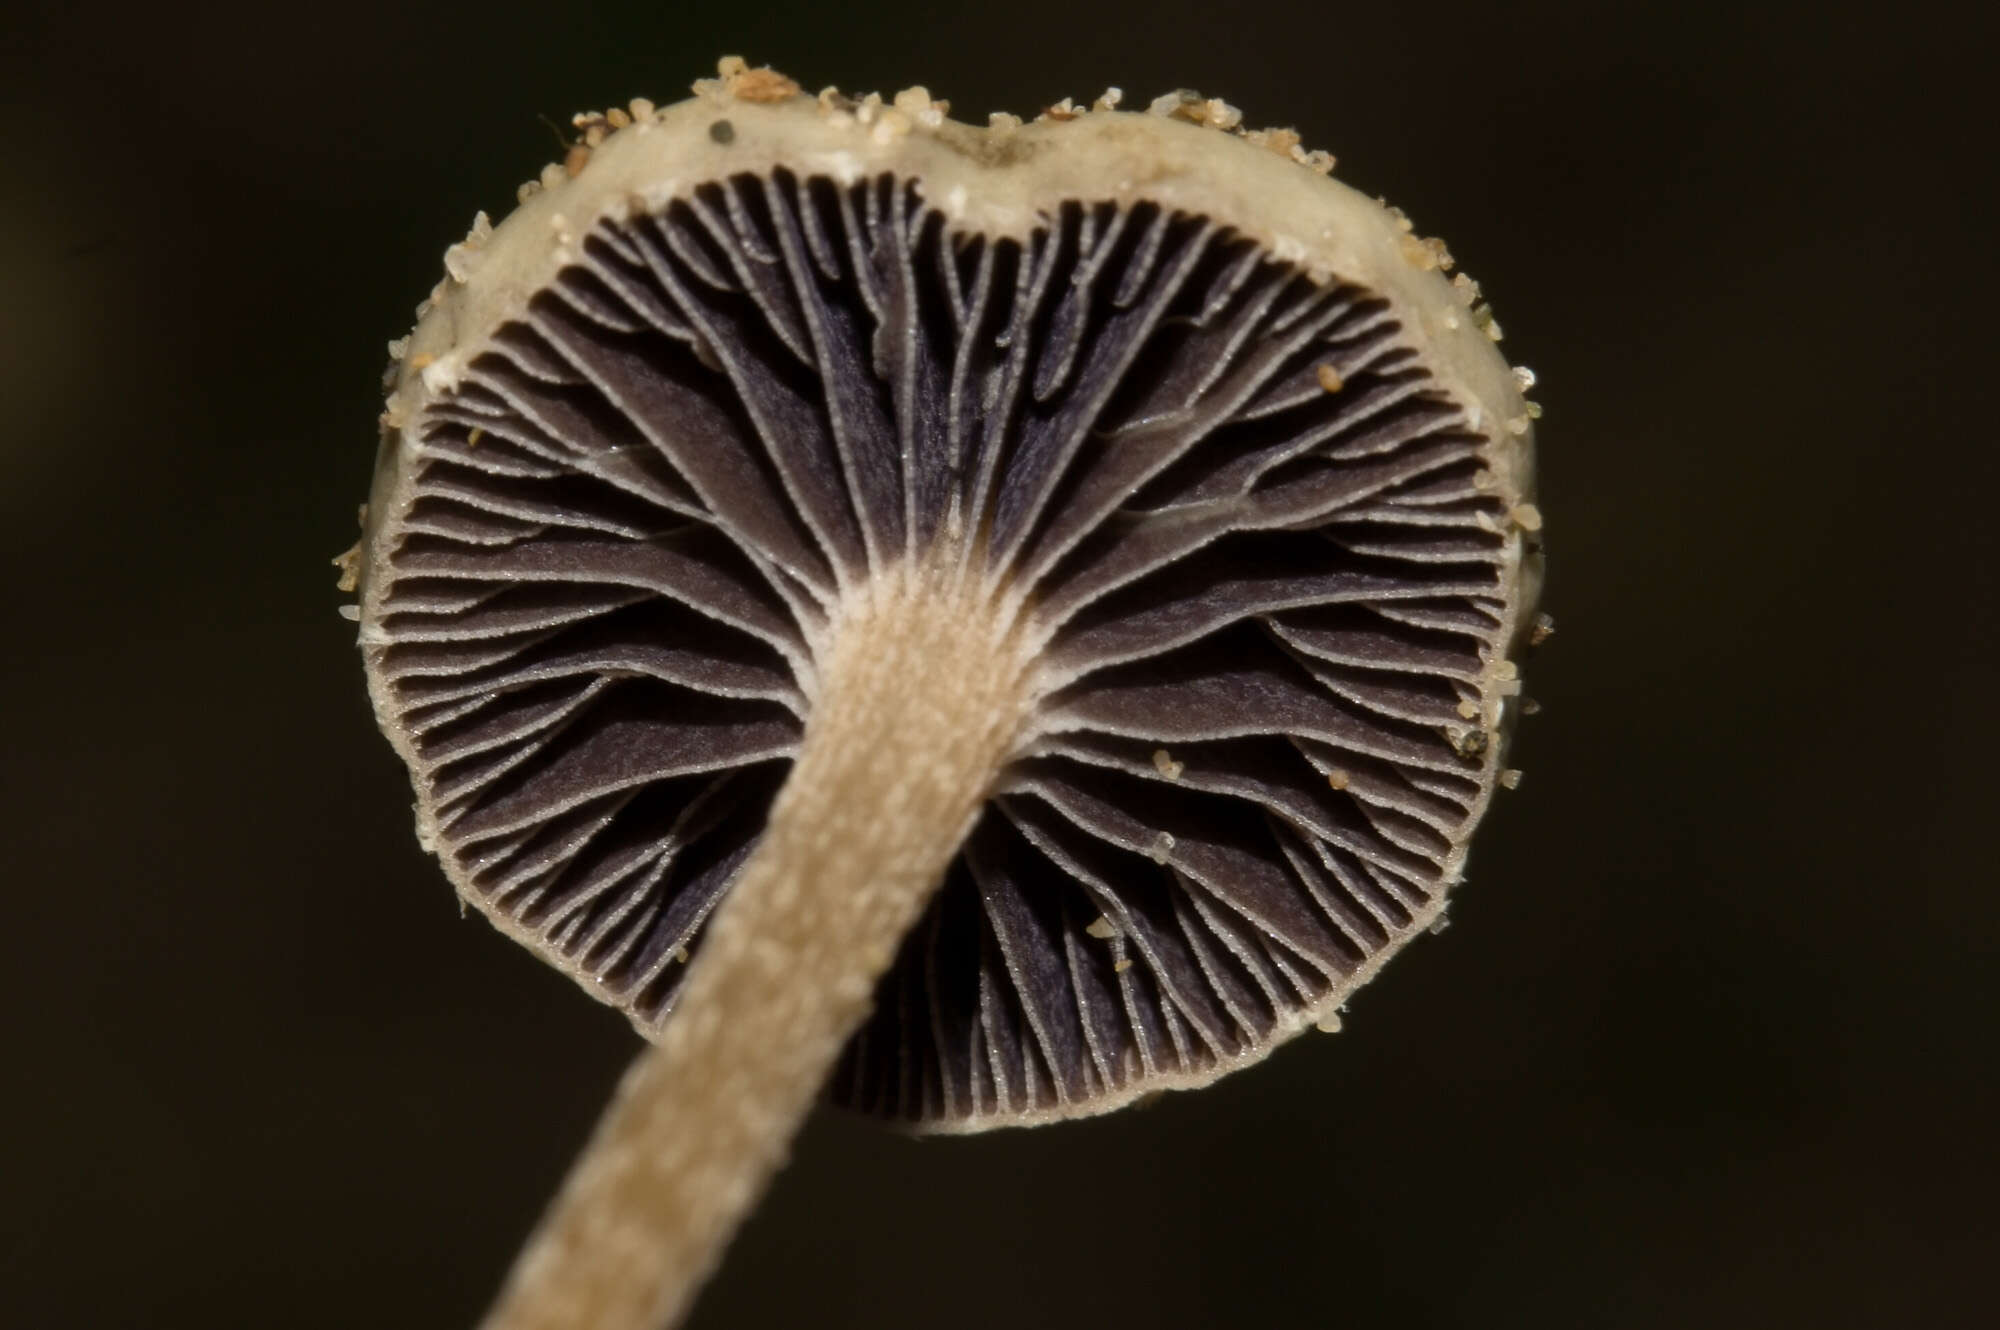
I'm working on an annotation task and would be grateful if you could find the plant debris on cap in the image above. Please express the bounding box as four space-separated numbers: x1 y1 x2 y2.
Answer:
351 61 1543 1132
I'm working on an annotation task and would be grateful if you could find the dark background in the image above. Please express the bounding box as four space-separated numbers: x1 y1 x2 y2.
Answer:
5 3 1991 1326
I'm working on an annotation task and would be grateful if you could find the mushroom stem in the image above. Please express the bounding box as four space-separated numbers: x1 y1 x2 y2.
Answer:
477 563 1033 1330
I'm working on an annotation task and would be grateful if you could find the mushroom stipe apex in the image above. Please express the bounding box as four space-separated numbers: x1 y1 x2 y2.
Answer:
353 59 1543 1133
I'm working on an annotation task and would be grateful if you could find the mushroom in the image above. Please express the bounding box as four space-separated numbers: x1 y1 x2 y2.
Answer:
352 62 1542 1330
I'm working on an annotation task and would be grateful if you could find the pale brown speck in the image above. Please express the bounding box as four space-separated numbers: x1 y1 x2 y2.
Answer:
870 108 913 143
331 543 361 593
1242 126 1302 158
734 67 802 103
1146 89 1241 130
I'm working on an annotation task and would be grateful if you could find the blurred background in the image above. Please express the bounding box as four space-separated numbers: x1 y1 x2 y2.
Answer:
4 3 1990 1326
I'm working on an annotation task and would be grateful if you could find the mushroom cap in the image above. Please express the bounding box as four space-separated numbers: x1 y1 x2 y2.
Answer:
356 82 1542 1131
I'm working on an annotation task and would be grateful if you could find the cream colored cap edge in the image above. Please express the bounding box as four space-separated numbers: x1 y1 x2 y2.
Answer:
371 88 1535 526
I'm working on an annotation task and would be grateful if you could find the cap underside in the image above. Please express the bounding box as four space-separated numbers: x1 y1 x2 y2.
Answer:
358 99 1539 1131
